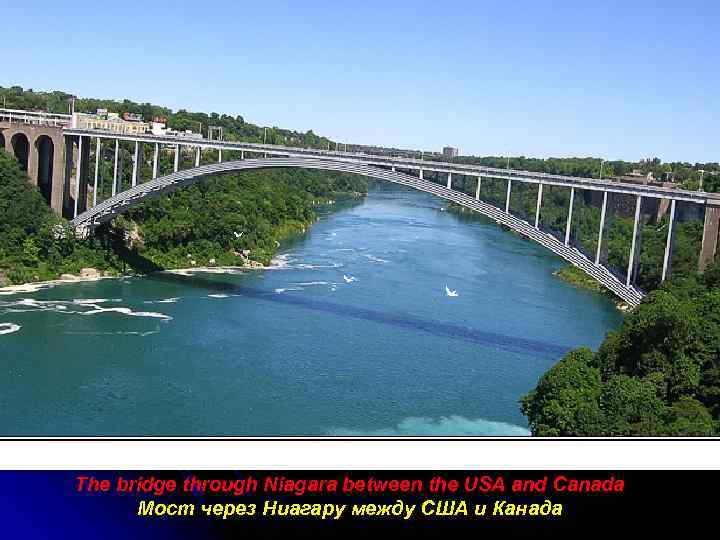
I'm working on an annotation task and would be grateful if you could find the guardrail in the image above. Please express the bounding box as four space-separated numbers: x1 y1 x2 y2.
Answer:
0 108 71 128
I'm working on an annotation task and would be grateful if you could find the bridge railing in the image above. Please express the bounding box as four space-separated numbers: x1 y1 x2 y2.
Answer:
0 108 71 128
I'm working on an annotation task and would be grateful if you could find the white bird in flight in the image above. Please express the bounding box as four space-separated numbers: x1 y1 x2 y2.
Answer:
343 275 357 283
445 285 459 297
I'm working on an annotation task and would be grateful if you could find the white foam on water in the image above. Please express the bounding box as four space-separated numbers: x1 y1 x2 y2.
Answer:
0 323 21 335
274 287 303 294
327 415 531 436
364 254 389 264
144 298 180 304
295 262 344 269
80 306 173 320
207 294 230 298
0 283 54 296
72 299 120 305
291 281 330 286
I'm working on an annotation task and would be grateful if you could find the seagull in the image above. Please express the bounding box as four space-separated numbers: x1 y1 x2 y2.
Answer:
445 285 459 297
343 275 357 283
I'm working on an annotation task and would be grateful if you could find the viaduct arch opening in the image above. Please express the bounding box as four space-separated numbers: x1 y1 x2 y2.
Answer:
11 133 29 172
35 135 54 205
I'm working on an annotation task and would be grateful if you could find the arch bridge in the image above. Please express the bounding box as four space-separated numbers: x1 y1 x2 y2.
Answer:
3 109 720 307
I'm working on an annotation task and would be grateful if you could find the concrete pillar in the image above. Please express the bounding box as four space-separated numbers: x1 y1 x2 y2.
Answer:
73 136 83 218
626 195 642 286
27 134 38 186
564 187 575 246
534 183 543 229
195 147 200 167
475 176 482 201
218 148 222 163
132 141 139 187
112 139 119 196
661 199 676 282
595 191 608 264
241 150 244 160
63 135 75 217
174 144 180 172
446 172 452 189
153 142 159 179
419 168 423 180
699 194 720 271
92 137 100 207
505 179 512 213
50 135 65 214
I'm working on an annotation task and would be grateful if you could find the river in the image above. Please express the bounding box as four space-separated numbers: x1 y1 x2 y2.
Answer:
0 186 622 436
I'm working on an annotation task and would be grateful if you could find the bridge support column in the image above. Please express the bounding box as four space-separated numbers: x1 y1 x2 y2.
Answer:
475 176 482 201
699 194 720 271
218 148 222 163
446 172 452 189
174 145 180 172
27 135 38 187
626 195 642 286
112 139 119 196
195 147 200 167
92 137 100 207
153 143 159 179
661 199 676 282
564 187 575 246
241 150 244 160
505 179 512 213
73 136 83 218
132 141 139 187
419 168 423 180
50 134 65 214
534 183 543 228
595 191 608 264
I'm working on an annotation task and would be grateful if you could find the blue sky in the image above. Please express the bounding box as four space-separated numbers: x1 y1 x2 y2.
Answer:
3 0 718 162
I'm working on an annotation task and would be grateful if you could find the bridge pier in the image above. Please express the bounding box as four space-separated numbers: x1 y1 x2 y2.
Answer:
218 148 222 163
153 143 159 179
132 141 139 187
112 139 119 196
419 168 423 180
595 191 608 264
626 195 642 286
174 144 180 172
564 187 575 246
73 136 84 217
505 179 512 213
475 176 481 200
534 183 543 228
661 199 676 281
446 172 452 189
195 147 200 167
699 194 720 271
92 137 100 207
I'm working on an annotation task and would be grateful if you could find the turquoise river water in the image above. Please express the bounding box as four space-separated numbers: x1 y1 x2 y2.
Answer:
0 186 623 436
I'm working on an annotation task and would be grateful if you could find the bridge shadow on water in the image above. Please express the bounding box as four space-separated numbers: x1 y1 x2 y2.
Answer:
145 272 571 359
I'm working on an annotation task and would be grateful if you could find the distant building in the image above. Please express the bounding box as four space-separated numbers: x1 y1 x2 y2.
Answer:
443 146 459 158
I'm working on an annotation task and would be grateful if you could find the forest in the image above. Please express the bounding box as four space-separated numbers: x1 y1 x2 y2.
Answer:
521 265 720 436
